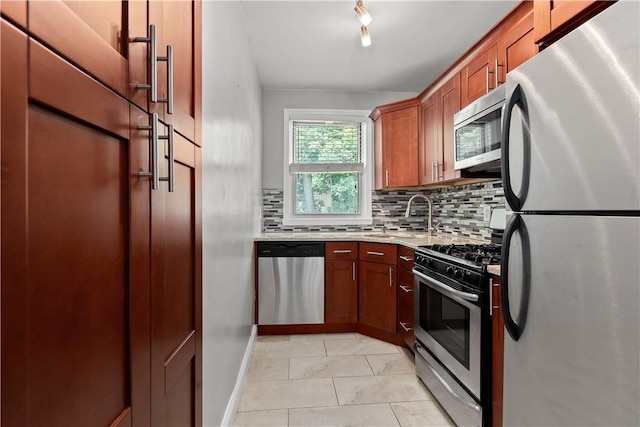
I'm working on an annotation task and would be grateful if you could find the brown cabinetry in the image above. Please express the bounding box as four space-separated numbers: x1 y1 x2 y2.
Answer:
533 0 614 47
419 73 462 185
1 2 202 425
491 275 504 427
397 247 416 349
325 242 358 324
371 98 420 189
461 44 499 108
358 243 397 333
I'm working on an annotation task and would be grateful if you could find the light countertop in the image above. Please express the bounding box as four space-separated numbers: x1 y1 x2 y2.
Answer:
487 265 501 276
256 231 487 250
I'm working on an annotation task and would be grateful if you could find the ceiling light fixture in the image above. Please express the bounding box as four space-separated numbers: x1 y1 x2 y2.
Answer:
360 25 371 47
354 0 373 26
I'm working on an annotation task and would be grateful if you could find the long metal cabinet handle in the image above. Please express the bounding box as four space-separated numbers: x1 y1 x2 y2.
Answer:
137 113 160 190
385 170 389 187
431 162 435 181
423 354 481 412
399 256 413 262
388 267 393 287
157 45 174 114
399 322 413 332
489 278 493 317
332 249 352 254
158 124 175 192
131 24 157 96
495 59 502 87
486 66 491 93
367 251 384 256
352 262 356 281
399 285 413 293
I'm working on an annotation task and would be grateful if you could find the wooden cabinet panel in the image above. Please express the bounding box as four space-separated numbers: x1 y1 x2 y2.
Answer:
397 246 415 271
398 303 415 349
359 242 397 265
440 74 461 181
325 260 358 324
534 0 614 46
326 242 358 261
491 275 504 427
151 132 202 427
1 22 149 426
461 44 498 108
0 0 27 29
499 11 536 85
384 106 419 187
359 261 397 333
397 268 414 309
28 0 128 97
419 94 440 185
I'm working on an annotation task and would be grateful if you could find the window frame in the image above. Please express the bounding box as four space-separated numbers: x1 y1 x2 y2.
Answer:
283 108 373 226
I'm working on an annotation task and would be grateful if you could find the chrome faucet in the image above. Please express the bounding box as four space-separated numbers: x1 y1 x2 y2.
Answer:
405 194 436 234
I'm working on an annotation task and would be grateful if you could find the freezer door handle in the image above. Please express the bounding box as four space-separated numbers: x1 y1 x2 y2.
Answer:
501 83 531 212
501 214 531 341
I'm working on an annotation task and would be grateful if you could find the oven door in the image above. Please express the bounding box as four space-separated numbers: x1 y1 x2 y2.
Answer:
413 268 482 399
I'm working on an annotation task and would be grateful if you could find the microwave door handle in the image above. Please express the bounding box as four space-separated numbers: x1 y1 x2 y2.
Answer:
501 214 531 342
501 84 531 212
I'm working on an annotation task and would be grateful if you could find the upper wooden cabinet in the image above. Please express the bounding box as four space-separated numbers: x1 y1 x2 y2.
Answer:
420 73 462 185
371 98 420 189
461 44 499 108
533 0 615 46
24 0 201 145
498 10 537 83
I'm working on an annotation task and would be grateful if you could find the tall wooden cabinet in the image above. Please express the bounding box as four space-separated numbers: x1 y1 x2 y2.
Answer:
1 2 202 426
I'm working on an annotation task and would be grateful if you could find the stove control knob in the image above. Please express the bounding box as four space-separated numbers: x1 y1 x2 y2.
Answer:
454 269 463 279
446 266 455 275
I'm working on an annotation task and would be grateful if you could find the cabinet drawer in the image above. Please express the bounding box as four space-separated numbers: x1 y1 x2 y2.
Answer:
359 242 397 264
397 246 415 270
326 242 358 261
398 268 414 309
398 303 415 349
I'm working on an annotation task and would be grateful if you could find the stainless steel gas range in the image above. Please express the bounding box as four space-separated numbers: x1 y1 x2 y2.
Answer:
413 244 500 427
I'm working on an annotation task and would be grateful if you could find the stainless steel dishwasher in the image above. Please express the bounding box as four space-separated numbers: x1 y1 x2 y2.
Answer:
257 242 325 325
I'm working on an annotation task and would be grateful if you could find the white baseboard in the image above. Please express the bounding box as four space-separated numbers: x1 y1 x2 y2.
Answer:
220 325 257 427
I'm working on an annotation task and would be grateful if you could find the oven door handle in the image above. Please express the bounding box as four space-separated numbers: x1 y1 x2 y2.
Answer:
413 269 479 303
422 353 482 413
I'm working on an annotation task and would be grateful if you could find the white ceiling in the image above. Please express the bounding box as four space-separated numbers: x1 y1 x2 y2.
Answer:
239 1 519 93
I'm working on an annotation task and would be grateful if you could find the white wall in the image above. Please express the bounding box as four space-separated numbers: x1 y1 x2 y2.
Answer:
262 89 417 189
201 2 262 425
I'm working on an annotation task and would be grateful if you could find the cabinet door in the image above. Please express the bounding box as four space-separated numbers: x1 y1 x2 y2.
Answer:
27 0 129 98
533 0 613 45
461 44 498 108
325 261 358 324
499 11 536 84
1 22 150 426
440 73 461 181
383 107 419 188
150 1 201 144
491 276 504 427
358 261 397 333
419 94 440 185
151 131 202 427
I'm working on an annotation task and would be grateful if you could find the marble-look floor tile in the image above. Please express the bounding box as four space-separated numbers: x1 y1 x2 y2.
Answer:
289 355 373 379
257 335 290 342
289 332 358 341
324 337 400 356
391 401 455 427
233 409 289 426
253 339 326 359
247 358 289 381
334 374 431 405
366 352 415 375
289 403 400 427
238 378 337 411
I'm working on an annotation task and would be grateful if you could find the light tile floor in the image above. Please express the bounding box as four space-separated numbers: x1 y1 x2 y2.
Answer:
233 333 455 426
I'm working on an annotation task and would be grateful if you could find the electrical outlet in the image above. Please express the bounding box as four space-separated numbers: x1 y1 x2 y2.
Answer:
483 205 492 222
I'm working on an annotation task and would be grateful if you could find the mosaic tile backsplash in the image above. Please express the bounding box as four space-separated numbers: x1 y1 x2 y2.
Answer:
262 180 505 241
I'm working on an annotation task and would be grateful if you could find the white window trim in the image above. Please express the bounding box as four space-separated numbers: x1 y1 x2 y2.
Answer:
283 108 373 226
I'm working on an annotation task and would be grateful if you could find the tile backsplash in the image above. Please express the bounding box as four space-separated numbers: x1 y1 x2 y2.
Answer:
262 180 504 241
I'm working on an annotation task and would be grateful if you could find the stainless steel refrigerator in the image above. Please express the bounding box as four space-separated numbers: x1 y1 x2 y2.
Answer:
500 1 639 425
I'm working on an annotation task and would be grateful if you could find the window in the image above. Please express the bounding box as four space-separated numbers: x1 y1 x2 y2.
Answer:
283 109 372 226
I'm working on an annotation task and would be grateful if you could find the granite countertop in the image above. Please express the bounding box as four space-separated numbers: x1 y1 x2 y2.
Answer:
487 265 501 276
255 231 487 250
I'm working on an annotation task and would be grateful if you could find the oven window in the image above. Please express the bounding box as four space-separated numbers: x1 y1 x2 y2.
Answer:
420 286 470 369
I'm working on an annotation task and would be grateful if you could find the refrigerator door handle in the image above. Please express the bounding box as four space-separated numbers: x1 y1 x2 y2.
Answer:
501 214 531 341
501 84 531 212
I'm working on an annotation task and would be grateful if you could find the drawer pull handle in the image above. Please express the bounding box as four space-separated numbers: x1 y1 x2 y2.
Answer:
399 285 413 293
399 322 413 332
399 256 414 262
333 249 352 254
367 251 384 256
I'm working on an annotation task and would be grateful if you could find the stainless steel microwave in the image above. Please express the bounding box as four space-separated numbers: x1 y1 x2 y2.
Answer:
453 86 506 171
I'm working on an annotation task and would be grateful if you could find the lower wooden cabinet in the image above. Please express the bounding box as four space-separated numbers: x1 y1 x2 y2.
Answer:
491 275 504 427
397 247 415 349
358 243 398 333
325 242 358 324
